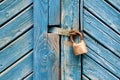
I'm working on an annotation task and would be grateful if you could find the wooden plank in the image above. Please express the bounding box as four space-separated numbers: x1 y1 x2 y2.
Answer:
84 0 120 34
106 0 120 11
24 74 33 80
0 51 33 80
80 0 84 31
0 6 33 50
0 29 33 72
83 10 120 57
84 34 120 78
34 0 48 79
82 55 118 80
84 10 120 68
0 0 14 10
34 0 59 80
0 0 32 26
83 10 120 45
48 0 60 80
47 34 60 80
82 75 90 80
61 0 81 80
49 0 60 25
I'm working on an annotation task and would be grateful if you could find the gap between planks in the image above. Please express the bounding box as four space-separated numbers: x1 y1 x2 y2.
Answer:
0 3 33 28
0 50 33 76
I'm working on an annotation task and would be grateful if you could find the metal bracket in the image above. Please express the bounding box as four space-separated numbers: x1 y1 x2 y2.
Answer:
48 27 71 36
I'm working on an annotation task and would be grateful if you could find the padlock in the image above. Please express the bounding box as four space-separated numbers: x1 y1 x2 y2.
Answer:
70 30 88 55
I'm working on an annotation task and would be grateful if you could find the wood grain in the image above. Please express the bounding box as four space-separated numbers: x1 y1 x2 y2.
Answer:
106 0 120 11
0 0 32 26
23 73 33 80
80 0 84 31
84 0 120 34
49 0 60 25
82 75 90 80
84 34 120 78
61 0 81 80
83 10 120 57
82 0 120 79
47 34 60 80
83 10 120 44
34 0 59 80
0 6 33 50
0 51 33 80
0 0 14 10
0 29 33 72
82 55 118 80
83 9 120 57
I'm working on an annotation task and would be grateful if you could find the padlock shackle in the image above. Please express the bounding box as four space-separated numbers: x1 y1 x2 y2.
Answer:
70 30 83 43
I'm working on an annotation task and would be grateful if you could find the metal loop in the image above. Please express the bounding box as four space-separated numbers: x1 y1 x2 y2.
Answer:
70 30 83 43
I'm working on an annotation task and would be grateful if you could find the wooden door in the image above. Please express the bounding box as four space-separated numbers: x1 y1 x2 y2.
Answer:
0 0 120 80
34 0 81 80
34 0 120 80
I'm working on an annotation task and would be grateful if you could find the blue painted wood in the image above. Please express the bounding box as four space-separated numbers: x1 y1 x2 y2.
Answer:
83 10 120 57
34 0 59 80
34 0 48 79
83 10 120 44
0 0 33 79
84 0 120 34
0 28 33 72
0 0 119 79
80 0 84 31
48 0 60 77
0 0 32 26
49 0 60 25
84 34 120 78
107 0 120 11
82 0 120 79
0 51 33 80
82 75 89 80
82 55 118 80
0 6 33 50
61 0 81 80
24 74 33 80
0 0 14 10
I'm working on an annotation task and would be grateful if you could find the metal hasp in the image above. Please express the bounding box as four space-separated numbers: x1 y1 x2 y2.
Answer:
48 27 72 36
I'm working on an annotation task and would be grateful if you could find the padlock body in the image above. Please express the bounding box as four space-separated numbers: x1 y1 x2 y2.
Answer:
73 40 87 55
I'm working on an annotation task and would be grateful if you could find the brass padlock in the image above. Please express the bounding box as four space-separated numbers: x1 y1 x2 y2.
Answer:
70 30 88 55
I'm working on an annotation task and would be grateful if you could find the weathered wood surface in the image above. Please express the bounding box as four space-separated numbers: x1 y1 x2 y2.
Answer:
61 0 81 80
84 10 120 45
84 34 120 78
0 0 119 80
83 10 120 57
80 0 84 31
83 10 120 71
0 0 33 79
82 75 89 80
0 29 33 72
0 51 33 80
0 0 32 26
49 0 60 25
34 0 59 80
82 55 118 80
106 0 120 11
82 0 120 79
24 73 33 80
0 6 33 50
84 0 120 34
